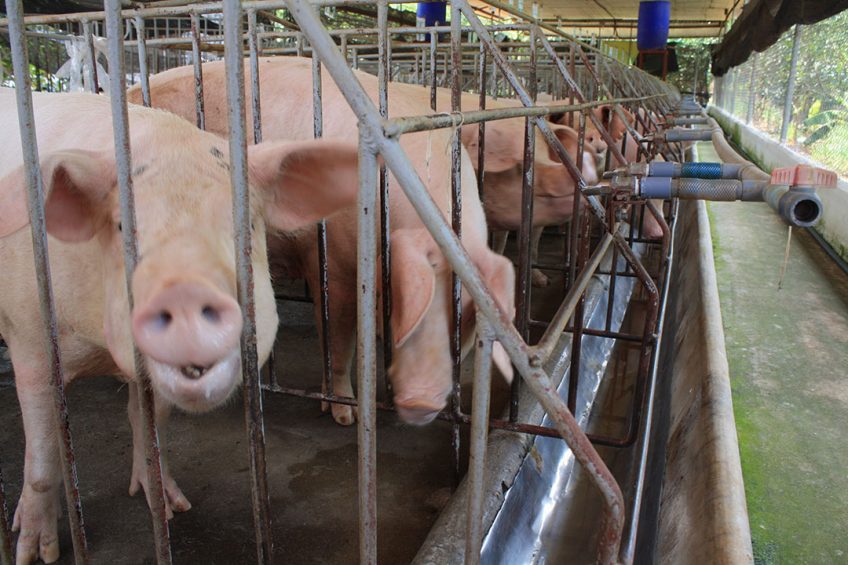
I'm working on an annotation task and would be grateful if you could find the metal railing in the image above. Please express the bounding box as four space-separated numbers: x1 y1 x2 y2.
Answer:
0 1 688 564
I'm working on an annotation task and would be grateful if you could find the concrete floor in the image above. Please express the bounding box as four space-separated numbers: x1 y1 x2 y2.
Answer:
700 141 848 564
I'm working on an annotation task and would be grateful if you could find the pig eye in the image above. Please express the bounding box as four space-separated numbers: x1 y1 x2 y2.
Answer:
117 222 123 232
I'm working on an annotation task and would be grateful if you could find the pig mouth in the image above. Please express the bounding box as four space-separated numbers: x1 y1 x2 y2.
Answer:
146 349 241 413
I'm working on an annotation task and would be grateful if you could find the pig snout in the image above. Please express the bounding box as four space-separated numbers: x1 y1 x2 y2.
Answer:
132 280 243 412
388 368 451 426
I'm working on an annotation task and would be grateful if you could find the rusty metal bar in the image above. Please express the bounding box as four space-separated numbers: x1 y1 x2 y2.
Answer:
7 9 94 565
429 31 437 111
222 1 273 562
377 0 393 405
0 464 10 565
104 3 171 562
476 41 487 195
464 313 494 565
449 0 463 487
248 8 262 143
190 11 205 130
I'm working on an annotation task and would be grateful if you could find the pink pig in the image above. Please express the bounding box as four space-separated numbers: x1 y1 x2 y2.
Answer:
131 57 516 427
0 90 360 564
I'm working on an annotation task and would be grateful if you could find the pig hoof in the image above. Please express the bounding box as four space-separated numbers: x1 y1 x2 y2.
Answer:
531 269 550 288
130 468 191 520
331 404 356 426
12 484 61 565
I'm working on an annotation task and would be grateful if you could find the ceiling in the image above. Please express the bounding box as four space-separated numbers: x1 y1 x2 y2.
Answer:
476 0 741 38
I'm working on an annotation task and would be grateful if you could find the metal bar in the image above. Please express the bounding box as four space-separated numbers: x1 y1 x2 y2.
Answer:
780 25 803 144
248 8 263 143
104 3 172 562
0 465 10 565
377 0 393 406
619 198 676 564
384 95 660 137
190 12 205 130
476 42 487 195
82 20 99 93
464 313 493 565
283 3 625 562
222 1 273 562
449 0 463 486
356 134 379 565
534 231 614 359
8 0 92 559
134 16 152 107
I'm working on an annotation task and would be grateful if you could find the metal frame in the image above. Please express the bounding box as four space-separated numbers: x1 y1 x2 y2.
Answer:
0 1 693 564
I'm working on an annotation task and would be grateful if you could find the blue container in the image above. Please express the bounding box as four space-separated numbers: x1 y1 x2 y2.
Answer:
637 1 671 51
417 2 447 26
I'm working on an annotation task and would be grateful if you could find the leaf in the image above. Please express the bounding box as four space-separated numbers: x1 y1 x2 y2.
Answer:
803 124 833 146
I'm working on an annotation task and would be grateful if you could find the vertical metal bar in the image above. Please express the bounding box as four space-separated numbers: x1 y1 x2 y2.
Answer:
728 67 737 116
464 313 493 565
222 2 273 562
449 0 463 487
248 9 262 144
5 2 90 562
190 12 205 130
568 41 576 127
0 465 10 565
746 52 757 125
476 42 486 194
376 0 393 404
511 27 537 423
104 4 172 563
430 32 437 111
82 20 99 94
134 16 151 107
356 135 379 565
780 25 803 144
567 110 586 290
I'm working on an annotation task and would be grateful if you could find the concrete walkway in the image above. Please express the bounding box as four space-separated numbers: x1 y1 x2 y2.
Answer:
699 141 848 564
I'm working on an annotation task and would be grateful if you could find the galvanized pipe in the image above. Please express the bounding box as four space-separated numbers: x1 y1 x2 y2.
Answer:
190 12 205 130
464 313 494 565
81 20 99 93
133 16 152 107
356 133 379 565
222 1 273 562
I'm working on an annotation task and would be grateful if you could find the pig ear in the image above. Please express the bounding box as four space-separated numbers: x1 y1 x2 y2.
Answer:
390 229 438 348
476 251 515 382
0 150 115 241
464 123 521 173
248 140 360 233
545 125 578 164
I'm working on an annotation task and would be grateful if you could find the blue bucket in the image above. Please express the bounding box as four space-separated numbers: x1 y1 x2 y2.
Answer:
637 1 671 51
417 2 447 27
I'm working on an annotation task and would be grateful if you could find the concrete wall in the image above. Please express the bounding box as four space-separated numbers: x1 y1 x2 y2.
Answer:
709 106 848 263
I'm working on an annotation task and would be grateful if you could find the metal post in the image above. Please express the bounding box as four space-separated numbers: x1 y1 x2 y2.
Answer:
464 313 494 565
7 1 92 561
190 12 205 130
82 20 99 93
133 16 151 107
449 0 463 487
746 52 757 125
356 134 379 565
222 1 273 562
104 3 172 562
780 25 803 144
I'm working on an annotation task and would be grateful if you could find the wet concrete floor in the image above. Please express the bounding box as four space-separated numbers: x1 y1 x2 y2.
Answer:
700 141 848 564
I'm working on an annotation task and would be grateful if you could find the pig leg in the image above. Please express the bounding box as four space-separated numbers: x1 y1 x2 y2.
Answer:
127 382 191 518
315 275 357 426
491 230 508 254
530 226 550 288
11 359 62 565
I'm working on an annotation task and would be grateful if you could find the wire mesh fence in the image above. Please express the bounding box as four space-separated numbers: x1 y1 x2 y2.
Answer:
714 11 848 178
